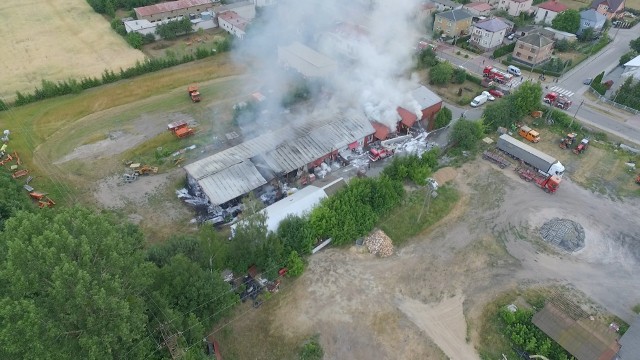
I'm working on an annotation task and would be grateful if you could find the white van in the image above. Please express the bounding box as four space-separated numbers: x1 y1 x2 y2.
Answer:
507 65 521 76
470 93 489 107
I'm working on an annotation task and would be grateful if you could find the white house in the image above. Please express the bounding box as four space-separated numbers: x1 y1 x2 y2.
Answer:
218 11 248 39
470 18 509 50
497 0 533 16
535 0 568 24
124 19 158 38
579 9 607 35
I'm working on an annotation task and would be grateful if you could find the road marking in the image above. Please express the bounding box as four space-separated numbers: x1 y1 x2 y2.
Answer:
549 86 574 97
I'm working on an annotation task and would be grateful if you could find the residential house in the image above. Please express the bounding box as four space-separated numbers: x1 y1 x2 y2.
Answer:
590 0 625 19
618 315 640 359
534 0 569 25
410 86 443 130
512 32 554 66
579 9 607 34
622 55 640 81
464 2 492 16
218 11 248 39
278 42 338 78
497 0 533 16
470 18 509 50
134 0 213 22
432 0 463 11
215 0 256 20
434 9 474 37
495 16 515 33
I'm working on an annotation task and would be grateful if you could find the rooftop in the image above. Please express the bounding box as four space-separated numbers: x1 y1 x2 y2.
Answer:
184 111 374 205
581 8 607 22
218 10 248 31
437 9 474 22
538 0 569 12
397 107 418 127
517 33 554 47
278 42 337 78
465 2 492 11
532 302 620 360
474 18 509 32
624 54 640 67
590 0 625 12
372 122 391 140
433 0 461 8
411 86 443 109
134 0 212 17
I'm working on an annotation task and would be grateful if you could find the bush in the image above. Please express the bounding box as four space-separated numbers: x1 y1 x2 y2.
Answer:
620 50 638 65
493 43 516 58
452 67 466 84
126 32 144 49
299 335 324 360
590 71 607 95
286 251 305 277
554 39 572 52
429 62 454 85
458 95 472 106
450 119 483 150
466 73 483 85
434 107 453 129
416 47 439 69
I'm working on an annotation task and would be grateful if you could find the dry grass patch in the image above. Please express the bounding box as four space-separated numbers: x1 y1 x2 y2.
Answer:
0 0 146 99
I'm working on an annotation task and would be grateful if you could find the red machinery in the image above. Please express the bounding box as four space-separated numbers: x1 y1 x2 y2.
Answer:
515 166 561 193
559 133 577 149
483 66 514 84
29 192 56 208
187 84 201 102
167 120 194 138
573 138 589 154
544 92 572 110
368 147 393 162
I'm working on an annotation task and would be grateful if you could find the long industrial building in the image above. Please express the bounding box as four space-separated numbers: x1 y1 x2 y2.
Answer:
184 111 375 206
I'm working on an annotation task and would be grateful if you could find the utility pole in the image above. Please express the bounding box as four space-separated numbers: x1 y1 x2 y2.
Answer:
570 100 584 128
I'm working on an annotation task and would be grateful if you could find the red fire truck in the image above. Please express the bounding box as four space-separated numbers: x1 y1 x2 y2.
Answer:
482 66 514 84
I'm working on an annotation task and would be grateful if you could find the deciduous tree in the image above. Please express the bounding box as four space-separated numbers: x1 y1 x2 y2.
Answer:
510 81 543 118
551 9 581 34
449 119 483 150
0 207 155 359
429 62 454 85
434 106 453 129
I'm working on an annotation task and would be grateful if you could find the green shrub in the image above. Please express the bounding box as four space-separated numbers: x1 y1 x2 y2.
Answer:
492 43 516 58
466 73 482 85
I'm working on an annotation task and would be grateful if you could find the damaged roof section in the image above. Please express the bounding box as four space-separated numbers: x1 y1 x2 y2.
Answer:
184 111 374 206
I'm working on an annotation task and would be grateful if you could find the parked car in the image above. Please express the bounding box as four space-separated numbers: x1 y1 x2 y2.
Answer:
507 33 515 40
488 89 504 98
583 78 593 85
470 93 489 107
482 91 496 101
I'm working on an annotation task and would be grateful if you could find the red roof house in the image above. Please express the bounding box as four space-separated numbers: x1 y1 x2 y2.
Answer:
535 0 569 24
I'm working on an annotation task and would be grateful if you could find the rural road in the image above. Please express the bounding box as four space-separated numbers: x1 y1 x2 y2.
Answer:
436 24 640 146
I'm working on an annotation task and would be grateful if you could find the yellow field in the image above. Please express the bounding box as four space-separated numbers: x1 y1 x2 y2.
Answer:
0 0 146 99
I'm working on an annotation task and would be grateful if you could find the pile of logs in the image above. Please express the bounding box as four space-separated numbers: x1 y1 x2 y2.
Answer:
364 229 394 257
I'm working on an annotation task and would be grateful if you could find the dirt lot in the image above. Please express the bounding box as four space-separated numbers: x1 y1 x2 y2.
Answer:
223 159 640 359
0 0 146 99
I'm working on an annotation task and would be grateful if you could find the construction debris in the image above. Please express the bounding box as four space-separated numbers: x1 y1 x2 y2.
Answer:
540 218 585 252
364 229 394 257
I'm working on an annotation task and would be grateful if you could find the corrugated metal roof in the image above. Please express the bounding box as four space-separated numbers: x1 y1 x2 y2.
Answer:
474 18 509 32
411 86 443 109
197 161 267 205
278 42 337 77
185 112 374 205
135 0 212 17
532 302 620 360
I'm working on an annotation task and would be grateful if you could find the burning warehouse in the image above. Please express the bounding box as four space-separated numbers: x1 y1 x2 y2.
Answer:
182 110 375 218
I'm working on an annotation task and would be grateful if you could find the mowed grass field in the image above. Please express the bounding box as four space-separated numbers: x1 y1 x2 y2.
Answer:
0 54 247 207
0 0 146 99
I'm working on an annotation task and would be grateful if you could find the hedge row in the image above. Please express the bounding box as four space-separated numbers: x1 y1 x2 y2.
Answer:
492 43 516 59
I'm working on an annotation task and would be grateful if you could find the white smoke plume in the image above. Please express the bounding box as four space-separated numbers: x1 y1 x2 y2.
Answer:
232 0 424 132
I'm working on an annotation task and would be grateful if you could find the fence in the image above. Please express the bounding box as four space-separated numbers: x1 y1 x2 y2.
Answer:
586 87 640 115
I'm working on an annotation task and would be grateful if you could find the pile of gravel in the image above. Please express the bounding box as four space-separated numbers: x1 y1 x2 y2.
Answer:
539 218 585 252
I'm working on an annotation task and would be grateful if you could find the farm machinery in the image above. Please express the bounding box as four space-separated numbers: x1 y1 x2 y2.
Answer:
559 133 577 149
29 192 56 208
187 84 201 102
168 120 194 139
515 166 561 193
573 138 589 154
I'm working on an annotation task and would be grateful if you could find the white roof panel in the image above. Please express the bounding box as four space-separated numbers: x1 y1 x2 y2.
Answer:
198 161 267 205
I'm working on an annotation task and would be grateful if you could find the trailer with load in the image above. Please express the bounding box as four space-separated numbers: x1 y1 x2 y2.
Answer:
497 134 565 177
514 166 561 193
187 84 201 102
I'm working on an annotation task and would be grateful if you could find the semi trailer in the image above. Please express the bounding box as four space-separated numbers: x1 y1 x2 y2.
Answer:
497 134 565 177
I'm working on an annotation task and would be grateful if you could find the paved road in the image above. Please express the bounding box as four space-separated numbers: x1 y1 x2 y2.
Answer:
434 26 640 145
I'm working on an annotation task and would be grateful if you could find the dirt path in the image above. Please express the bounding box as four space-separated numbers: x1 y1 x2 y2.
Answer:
397 295 479 360
256 159 640 359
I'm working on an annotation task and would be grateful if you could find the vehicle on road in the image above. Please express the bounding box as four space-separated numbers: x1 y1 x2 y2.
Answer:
583 78 593 85
544 92 573 110
470 93 489 107
482 91 495 101
483 66 514 84
488 89 504 98
507 65 522 77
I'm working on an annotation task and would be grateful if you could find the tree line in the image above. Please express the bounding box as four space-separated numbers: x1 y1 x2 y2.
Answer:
86 0 167 16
